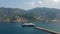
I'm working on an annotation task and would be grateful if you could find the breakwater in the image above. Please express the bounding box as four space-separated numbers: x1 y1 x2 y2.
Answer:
34 26 59 34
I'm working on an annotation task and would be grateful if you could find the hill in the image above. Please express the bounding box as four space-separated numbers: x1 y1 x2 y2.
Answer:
0 7 60 22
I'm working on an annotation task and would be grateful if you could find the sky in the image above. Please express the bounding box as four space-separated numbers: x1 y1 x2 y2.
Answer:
0 0 60 10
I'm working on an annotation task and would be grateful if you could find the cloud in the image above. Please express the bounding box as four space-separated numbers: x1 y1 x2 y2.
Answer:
23 0 44 10
53 0 59 3
24 0 43 8
24 0 60 9
25 2 35 8
31 0 43 7
30 2 36 7
23 2 36 10
38 1 43 4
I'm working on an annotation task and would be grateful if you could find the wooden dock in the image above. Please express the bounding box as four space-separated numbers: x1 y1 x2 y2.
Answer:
34 26 59 34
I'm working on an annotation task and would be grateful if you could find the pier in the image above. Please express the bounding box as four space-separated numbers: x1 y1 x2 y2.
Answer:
34 26 59 34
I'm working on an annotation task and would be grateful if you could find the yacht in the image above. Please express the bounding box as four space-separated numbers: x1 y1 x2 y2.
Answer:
22 23 35 27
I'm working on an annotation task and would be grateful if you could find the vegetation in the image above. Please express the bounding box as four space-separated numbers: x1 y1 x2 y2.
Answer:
0 7 60 22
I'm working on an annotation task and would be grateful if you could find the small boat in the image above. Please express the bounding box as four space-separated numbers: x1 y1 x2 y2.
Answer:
22 23 35 27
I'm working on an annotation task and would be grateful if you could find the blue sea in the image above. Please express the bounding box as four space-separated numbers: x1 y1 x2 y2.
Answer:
0 22 60 34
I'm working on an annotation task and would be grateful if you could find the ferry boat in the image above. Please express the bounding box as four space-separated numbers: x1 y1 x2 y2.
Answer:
22 23 35 27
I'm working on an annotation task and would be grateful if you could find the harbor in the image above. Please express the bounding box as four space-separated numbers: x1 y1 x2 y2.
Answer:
22 23 59 34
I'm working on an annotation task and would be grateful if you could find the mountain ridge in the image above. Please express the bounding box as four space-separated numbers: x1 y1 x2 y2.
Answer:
0 7 60 22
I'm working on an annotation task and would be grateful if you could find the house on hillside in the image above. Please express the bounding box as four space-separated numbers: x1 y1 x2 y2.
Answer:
16 16 28 22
